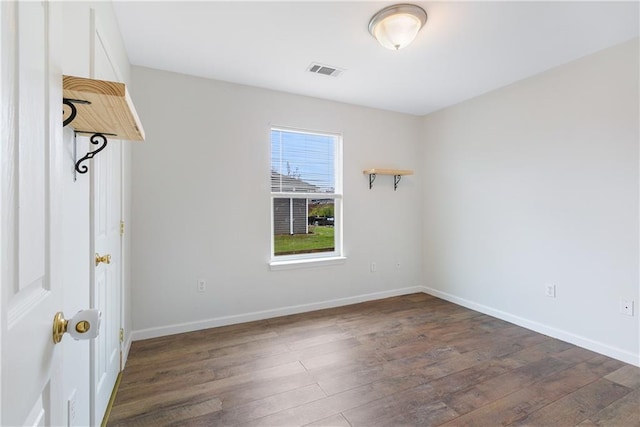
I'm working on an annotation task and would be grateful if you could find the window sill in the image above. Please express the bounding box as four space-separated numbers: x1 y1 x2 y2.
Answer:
269 256 347 271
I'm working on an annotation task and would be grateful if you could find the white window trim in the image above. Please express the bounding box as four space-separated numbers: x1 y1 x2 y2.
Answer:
269 127 343 267
269 256 347 271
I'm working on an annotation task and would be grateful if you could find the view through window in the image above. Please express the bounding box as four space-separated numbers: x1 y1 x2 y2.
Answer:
270 128 341 258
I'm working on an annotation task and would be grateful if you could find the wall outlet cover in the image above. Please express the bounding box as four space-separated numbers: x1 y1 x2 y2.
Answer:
545 284 556 298
620 299 634 316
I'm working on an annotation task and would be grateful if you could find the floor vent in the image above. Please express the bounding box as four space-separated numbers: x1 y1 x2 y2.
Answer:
307 63 344 77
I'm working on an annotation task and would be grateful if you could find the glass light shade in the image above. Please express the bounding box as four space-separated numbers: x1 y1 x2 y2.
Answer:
368 4 427 51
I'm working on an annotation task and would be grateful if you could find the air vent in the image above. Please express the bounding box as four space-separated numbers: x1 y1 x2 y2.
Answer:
307 63 344 78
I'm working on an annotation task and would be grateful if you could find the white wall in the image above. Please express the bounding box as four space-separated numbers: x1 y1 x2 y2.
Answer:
129 67 423 337
421 39 639 365
129 37 638 366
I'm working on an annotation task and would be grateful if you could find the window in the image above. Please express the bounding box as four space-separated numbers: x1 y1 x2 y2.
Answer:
270 127 342 262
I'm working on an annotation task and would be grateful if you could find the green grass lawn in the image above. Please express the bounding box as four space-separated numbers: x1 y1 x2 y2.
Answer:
274 226 334 255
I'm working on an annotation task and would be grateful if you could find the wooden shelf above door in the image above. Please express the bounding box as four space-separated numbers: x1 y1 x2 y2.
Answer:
63 75 145 141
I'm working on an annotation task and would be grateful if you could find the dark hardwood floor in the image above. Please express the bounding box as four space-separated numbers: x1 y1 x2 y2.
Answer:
107 293 640 426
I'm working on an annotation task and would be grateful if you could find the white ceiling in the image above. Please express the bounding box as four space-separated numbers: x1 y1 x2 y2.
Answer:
113 1 639 116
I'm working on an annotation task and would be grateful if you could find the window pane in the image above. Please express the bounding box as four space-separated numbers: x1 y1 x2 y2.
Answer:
271 129 336 193
273 198 335 256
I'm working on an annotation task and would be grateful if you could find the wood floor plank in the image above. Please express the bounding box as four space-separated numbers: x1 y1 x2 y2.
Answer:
109 397 223 427
216 371 319 410
302 413 351 427
241 373 428 427
342 381 460 427
439 387 551 426
511 378 632 426
587 388 640 426
605 364 640 389
169 384 327 427
107 294 640 427
109 361 307 423
445 356 612 417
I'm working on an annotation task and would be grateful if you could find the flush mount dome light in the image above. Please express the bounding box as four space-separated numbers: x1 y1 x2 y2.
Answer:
368 4 427 50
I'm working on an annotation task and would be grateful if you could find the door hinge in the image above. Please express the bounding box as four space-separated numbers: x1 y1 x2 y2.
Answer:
120 220 125 236
119 328 124 343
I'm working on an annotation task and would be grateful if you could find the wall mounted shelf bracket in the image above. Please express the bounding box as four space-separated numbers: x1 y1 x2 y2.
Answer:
368 173 377 189
63 98 113 178
73 131 116 175
62 98 90 127
363 169 413 191
393 174 402 191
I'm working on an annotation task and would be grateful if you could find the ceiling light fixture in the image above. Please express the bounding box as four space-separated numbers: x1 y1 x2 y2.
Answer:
368 4 427 51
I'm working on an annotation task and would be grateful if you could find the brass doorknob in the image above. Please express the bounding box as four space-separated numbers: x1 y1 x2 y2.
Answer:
95 253 111 266
52 310 101 344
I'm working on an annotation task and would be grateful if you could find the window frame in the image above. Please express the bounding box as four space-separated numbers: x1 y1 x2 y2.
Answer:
269 126 343 266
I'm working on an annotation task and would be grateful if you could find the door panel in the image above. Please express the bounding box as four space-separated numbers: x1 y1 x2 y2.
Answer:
24 392 47 427
1 2 64 426
91 16 123 425
17 0 46 291
92 125 122 425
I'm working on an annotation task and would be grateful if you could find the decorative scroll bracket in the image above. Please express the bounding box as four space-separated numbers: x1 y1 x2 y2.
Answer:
63 97 115 177
63 98 91 127
74 133 108 174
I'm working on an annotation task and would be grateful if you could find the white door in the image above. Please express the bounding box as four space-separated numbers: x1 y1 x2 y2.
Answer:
91 136 122 425
90 16 123 425
1 1 65 426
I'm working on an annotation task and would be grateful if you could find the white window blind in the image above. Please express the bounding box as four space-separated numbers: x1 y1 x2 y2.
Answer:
271 129 337 194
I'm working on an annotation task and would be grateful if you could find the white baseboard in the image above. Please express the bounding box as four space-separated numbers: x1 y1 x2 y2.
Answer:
421 286 639 367
121 334 132 369
131 286 424 341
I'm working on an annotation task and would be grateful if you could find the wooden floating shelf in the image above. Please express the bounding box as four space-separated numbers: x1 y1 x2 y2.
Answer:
363 169 414 191
362 168 413 176
63 75 145 141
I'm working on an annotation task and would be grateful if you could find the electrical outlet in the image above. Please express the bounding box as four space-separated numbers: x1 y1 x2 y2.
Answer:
620 299 634 316
370 262 377 273
197 279 206 292
545 284 556 298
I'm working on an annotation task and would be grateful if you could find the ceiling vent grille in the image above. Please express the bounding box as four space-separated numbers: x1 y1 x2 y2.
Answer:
307 63 344 77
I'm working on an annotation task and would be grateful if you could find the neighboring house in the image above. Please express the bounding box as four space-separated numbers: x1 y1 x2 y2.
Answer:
271 171 318 235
